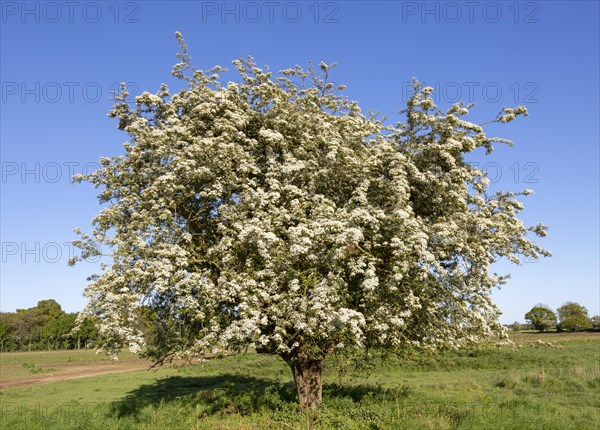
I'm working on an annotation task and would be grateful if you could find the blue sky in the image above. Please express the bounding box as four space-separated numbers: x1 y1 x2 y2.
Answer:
1 1 598 323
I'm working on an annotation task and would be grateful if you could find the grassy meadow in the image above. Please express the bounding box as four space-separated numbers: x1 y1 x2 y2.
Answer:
0 332 598 429
0 349 145 382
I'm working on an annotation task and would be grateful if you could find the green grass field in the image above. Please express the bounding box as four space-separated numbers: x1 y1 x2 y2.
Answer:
1 333 598 429
0 349 145 381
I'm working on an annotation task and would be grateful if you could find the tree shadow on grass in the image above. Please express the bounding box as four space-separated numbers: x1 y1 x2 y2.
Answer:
110 374 411 418
110 374 295 418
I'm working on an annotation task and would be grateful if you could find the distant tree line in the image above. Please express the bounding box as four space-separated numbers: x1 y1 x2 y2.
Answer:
515 302 599 333
1 298 596 352
0 299 99 352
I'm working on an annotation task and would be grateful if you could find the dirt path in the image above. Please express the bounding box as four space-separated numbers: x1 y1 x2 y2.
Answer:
0 363 150 389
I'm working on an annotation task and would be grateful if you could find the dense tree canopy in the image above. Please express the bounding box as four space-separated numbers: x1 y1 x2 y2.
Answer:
525 304 557 332
0 299 99 351
557 302 592 331
71 34 550 408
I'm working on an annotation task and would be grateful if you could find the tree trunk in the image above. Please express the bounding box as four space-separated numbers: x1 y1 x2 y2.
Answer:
286 354 323 409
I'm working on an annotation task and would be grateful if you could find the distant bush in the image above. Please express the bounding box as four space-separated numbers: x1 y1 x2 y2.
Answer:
557 302 592 331
525 304 557 332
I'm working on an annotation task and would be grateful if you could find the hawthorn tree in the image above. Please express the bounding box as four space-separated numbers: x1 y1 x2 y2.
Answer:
525 304 557 332
557 302 592 331
71 34 550 408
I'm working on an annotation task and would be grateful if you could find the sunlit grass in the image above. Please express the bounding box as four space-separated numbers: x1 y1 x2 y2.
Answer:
1 333 598 429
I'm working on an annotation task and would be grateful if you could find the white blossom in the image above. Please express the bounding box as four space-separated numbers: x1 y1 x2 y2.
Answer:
72 46 549 374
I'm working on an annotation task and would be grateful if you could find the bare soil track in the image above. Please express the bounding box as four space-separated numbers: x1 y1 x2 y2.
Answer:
0 353 226 389
0 362 149 389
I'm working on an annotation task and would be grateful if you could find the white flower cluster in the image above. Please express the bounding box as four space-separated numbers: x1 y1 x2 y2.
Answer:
72 57 549 363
